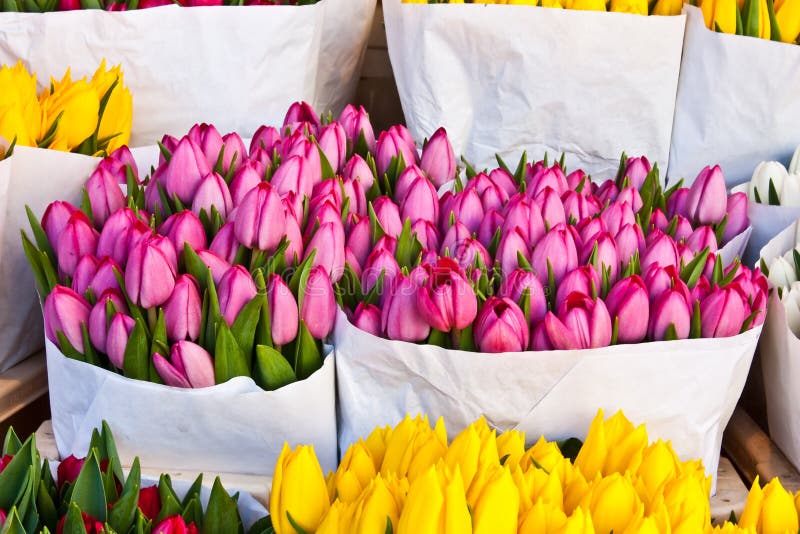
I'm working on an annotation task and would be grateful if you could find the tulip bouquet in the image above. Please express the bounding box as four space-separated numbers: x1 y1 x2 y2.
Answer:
701 0 798 44
0 61 131 157
405 0 682 16
1 0 312 11
268 408 800 533
0 423 267 533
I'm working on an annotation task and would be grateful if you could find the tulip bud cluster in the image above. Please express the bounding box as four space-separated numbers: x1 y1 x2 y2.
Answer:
271 408 798 533
0 60 132 156
701 0 799 43
346 149 765 351
747 145 800 206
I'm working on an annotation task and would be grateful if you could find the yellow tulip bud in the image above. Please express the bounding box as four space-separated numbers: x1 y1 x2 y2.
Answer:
90 60 132 153
568 0 606 9
739 477 799 534
559 507 596 534
507 0 539 4
522 436 565 473
541 0 565 7
655 472 710 533
397 465 472 534
350 475 403 534
562 463 591 516
776 0 800 43
365 424 392 471
407 418 448 482
315 500 353 534
575 411 608 481
497 429 526 470
518 499 568 534
0 106 34 149
634 440 681 505
470 465 519 534
0 62 41 146
580 472 642 534
651 0 682 15
381 415 436 477
514 465 565 514
270 443 331 534
329 440 378 503
39 70 100 152
709 521 756 533
576 410 648 480
445 416 499 491
610 0 648 14
701 0 738 33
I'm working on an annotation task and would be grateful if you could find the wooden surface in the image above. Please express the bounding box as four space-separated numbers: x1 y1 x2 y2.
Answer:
711 456 749 523
0 351 49 438
724 406 800 492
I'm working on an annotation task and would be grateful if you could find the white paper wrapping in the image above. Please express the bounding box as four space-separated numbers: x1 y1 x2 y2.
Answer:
730 184 800 267
719 225 752 267
47 339 337 477
0 0 375 147
334 308 760 489
384 0 685 177
668 6 800 187
0 146 100 372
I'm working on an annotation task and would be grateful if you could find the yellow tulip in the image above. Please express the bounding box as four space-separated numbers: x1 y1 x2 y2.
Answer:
522 436 565 473
519 499 568 534
621 515 663 534
508 0 539 4
381 415 443 477
610 0 648 14
328 440 377 503
0 106 34 149
709 521 756 533
739 477 799 534
634 440 681 506
655 472 711 533
0 62 41 146
776 0 800 43
562 464 591 515
39 70 100 152
270 443 330 534
315 500 353 534
470 464 520 534
575 410 647 480
568 0 606 9
701 0 738 33
350 475 403 534
497 429 526 470
396 465 472 534
558 507 596 534
580 472 642 534
445 416 499 492
90 60 132 152
513 465 564 514
541 0 565 6
407 419 449 482
365 424 392 471
651 0 682 14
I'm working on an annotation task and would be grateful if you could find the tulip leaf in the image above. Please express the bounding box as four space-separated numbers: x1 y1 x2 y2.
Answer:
294 321 323 380
364 271 386 307
610 316 619 345
204 269 222 351
155 480 182 524
37 479 58 532
426 329 449 349
690 300 702 339
1 508 26 534
38 111 63 149
665 324 679 341
385 517 394 534
736 6 744 34
215 320 250 384
367 202 387 245
203 478 243 534
108 457 140 534
461 156 478 181
254 345 296 391
181 474 204 509
615 152 628 189
768 178 781 206
495 154 512 175
740 309 761 333
56 332 86 363
714 214 728 245
711 255 724 287
314 140 336 180
182 496 204 529
720 259 741 287
255 288 274 349
286 512 309 534
81 323 101 367
71 452 107 522
516 251 534 273
742 0 760 37
680 247 710 289
120 318 149 381
459 325 476 351
336 263 363 311
396 219 422 269
231 294 264 369
20 231 56 297
513 152 528 185
2 428 21 457
793 249 800 280
246 516 274 534
25 205 57 263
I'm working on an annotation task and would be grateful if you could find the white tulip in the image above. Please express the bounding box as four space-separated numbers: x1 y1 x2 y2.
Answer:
781 174 800 207
790 145 800 175
783 281 800 337
749 161 789 204
768 255 798 288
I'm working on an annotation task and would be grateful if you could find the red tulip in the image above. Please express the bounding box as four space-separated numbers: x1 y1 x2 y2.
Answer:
138 485 162 521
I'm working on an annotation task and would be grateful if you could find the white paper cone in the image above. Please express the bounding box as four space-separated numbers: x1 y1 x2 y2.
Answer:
730 184 800 267
334 308 761 490
757 219 798 267
384 0 685 177
668 6 800 187
47 339 337 476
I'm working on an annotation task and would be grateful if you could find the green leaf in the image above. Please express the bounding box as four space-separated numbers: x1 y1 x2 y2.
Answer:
254 345 297 391
202 478 243 534
286 512 308 534
2 429 21 456
294 321 323 380
20 231 56 297
56 331 86 362
556 438 583 463
396 218 421 269
690 299 702 339
665 324 679 341
25 206 57 264
181 497 204 529
180 474 203 509
123 318 150 381
768 178 781 206
37 479 58 532
1 508 26 534
513 152 528 185
108 457 140 534
315 140 336 180
680 247 711 289
156 475 183 524
70 452 107 522
231 294 264 370
385 517 393 534
247 516 274 534
204 269 222 351
215 320 250 384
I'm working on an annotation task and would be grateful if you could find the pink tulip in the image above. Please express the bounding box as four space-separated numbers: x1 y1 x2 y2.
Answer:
217 266 257 326
668 215 693 242
56 211 99 277
300 266 336 339
283 101 321 136
643 264 690 304
400 176 439 225
346 217 372 268
641 229 679 274
106 313 135 369
311 180 343 211
196 250 231 285
496 228 529 276
96 208 147 267
380 273 430 342
543 293 612 350
353 303 381 337
605 275 649 343
440 189 484 234
499 268 547 324
153 341 215 389
562 190 590 222
157 135 180 165
555 266 600 310
700 286 748 338
341 177 367 217
533 187 566 228
440 222 471 257
339 104 376 152
159 211 207 254
282 132 322 187
372 196 403 237
691 276 711 304
723 192 749 243
416 258 477 332
229 160 266 206
219 133 246 175
578 217 608 245
88 289 128 353
125 236 177 309
267 275 299 346
318 123 347 173
531 224 578 285
567 169 588 193
89 257 122 298
343 154 375 191
616 187 643 212
44 285 91 352
304 199 342 242
156 137 211 205
666 187 689 219
394 165 426 204
477 210 505 248
451 238 491 271
375 129 417 178
361 249 400 294
474 297 529 353
686 166 727 225
685 226 718 254
85 167 126 227
531 323 552 351
411 220 440 251
209 222 240 264
162 275 202 342
420 127 456 187
42 201 78 247
528 164 568 198
614 223 645 267
472 174 511 213
151 515 198 534
580 231 619 284
649 289 691 340
187 123 224 169
72 255 98 297
283 214 304 267
595 180 619 204
650 209 670 233
191 172 233 218
304 220 346 283
250 125 281 156
234 182 286 251
623 156 651 189
600 202 636 236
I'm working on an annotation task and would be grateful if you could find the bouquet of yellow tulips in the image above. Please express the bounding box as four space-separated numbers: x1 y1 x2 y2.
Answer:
701 0 799 43
405 0 683 16
0 60 132 158
268 409 800 533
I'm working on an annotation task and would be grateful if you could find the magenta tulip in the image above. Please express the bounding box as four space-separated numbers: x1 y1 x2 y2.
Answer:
282 132 322 187
89 256 122 298
196 249 231 285
88 289 128 353
56 211 99 277
544 293 612 350
42 201 78 247
471 174 510 213
162 275 202 342
271 155 314 202
555 265 601 310
614 223 645 267
486 168 517 197
156 137 211 205
567 169 588 193
106 313 135 368
353 302 381 337
623 156 651 189
209 222 240 264
562 190 590 222
304 220 346 283
153 341 215 389
266 275 299 346
411 220 440 251
668 215 693 242
159 211 207 254
691 276 712 304
666 187 689 219
157 134 179 165
474 297 529 353
440 189 483 235
381 273 430 342
72 255 98 297
97 145 138 184
400 176 439 225
249 125 281 156
533 187 566 228
686 165 727 225
283 214 304 267
395 165 427 205
595 180 619 204
499 268 547 324
283 101 321 135
191 172 233 218
341 177 368 217
650 209 670 233
580 231 619 284
643 264 691 304
230 160 266 206
685 226 718 254
723 192 749 243
578 217 608 245
416 258 477 332
600 201 636 236
700 286 748 338
96 211 151 268
496 228 529 276
376 129 417 178
420 127 456 187
343 154 376 191
318 123 347 173
85 167 125 227
219 133 246 175
339 104 376 152
217 266 257 326
187 123 224 169
304 199 342 242
616 186 643 212
234 182 286 251
649 289 691 340
641 229 680 274
361 248 400 294
125 236 177 308
452 238 491 271
531 224 578 285
372 196 403 237
528 164 568 198
346 216 372 268
605 275 649 343
300 266 336 340
477 210 505 248
440 221 471 257
44 285 91 352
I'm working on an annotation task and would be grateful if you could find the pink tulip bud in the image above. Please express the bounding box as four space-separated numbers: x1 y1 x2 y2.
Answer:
305 220 346 283
341 177 368 217
578 217 608 245
209 222 240 264
605 275 649 343
97 214 151 269
217 266 257 326
544 293 612 350
531 224 578 285
339 104 376 152
496 228 529 277
89 257 122 298
284 214 304 267
643 264 690 304
420 127 456 187
162 275 202 342
191 172 233 218
267 275 299 346
159 211 207 255
473 174 511 213
474 297 529 353
555 266 600 310
250 147 272 174
666 187 689 219
380 273 430 342
304 199 342 242
362 248 400 294
723 192 749 243
667 215 692 242
57 211 99 277
283 101 321 136
300 266 336 339
440 189 484 235
527 164 568 198
600 202 636 236
700 286 748 338
187 123 224 169
394 165 427 204
411 220 440 251
533 187 566 228
614 223 645 268
451 238 491 272
567 169 588 193
271 156 314 203
343 154 376 191
230 160 265 206
44 285 91 352
234 182 286 251
375 129 417 178
346 216 372 268
157 137 211 205
345 248 363 277
416 258 477 331
562 190 590 222
623 156 651 189
691 276 711 304
250 125 281 156
400 176 439 225
477 210 505 248
485 168 517 196
595 180 619 204
106 313 135 369
72 255 98 297
85 167 125 227
372 196 403 237
580 231 619 284
440 221 471 257
154 341 215 389
42 201 78 247
220 133 246 175
353 302 381 337
649 209 669 233
685 165 727 225
151 515 198 534
126 236 177 309
282 132 322 187
685 226 718 254
318 123 347 173
157 135 180 165
641 229 679 274
649 289 691 340
499 268 547 324
616 186 643 212
88 289 128 353
58 0 80 10
196 250 231 285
